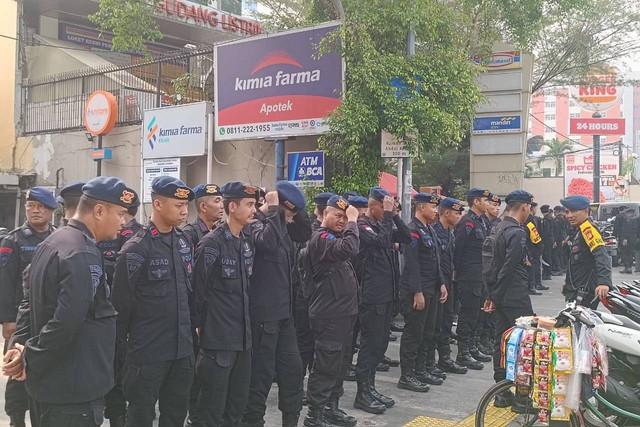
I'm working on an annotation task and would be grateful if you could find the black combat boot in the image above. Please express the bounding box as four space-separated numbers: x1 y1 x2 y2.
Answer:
383 355 399 367
456 342 483 370
9 415 26 427
344 363 356 381
326 396 358 425
397 373 430 392
512 392 536 414
283 412 300 427
304 406 328 427
375 362 390 372
369 377 395 408
494 389 514 408
354 381 386 414
424 347 446 380
477 337 493 356
438 346 468 374
470 339 492 362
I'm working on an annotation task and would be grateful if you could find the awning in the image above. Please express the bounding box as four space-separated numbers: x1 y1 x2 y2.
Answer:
378 171 418 197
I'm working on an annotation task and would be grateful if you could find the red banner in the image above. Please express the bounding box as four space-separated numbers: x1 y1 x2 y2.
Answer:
569 118 625 135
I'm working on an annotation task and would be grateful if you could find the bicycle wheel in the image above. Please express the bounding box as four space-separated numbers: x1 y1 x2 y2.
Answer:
475 380 580 427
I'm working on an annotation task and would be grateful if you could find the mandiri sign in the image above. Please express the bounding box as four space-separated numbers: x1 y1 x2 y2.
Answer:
287 151 324 187
215 22 343 141
472 115 522 135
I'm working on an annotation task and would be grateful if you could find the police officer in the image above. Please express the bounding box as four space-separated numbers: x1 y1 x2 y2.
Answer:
432 198 467 376
112 177 195 427
191 182 262 426
552 205 567 274
117 194 143 247
243 181 311 427
616 208 638 274
183 184 224 249
484 193 502 231
2 177 133 426
303 196 360 427
561 195 611 308
353 187 410 413
58 182 85 225
0 187 57 427
525 203 545 295
453 188 492 370
482 190 534 411
539 205 555 280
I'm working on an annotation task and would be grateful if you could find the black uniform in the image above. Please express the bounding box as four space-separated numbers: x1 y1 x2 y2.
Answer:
400 218 444 377
524 215 543 290
616 213 638 271
432 221 455 359
0 222 53 423
477 215 501 348
192 222 255 427
564 219 612 309
355 212 410 383
453 210 488 347
540 213 555 278
306 222 360 410
243 207 311 424
23 219 116 426
485 217 534 382
553 215 568 272
183 216 213 249
112 222 195 427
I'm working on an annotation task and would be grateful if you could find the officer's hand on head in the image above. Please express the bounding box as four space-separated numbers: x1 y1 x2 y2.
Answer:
383 196 395 212
346 205 359 222
439 284 448 303
595 285 609 301
1 322 16 341
2 343 24 378
265 191 279 207
413 292 425 311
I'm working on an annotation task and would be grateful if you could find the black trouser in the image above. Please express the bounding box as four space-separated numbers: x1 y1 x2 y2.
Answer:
307 315 357 408
477 309 495 342
493 304 534 383
399 291 438 376
437 281 455 354
244 318 303 422
527 256 542 290
355 302 393 382
104 340 127 421
188 329 200 421
294 294 315 376
37 397 104 427
620 237 636 270
416 292 443 369
4 340 29 422
122 355 194 427
455 283 482 345
542 243 553 277
194 349 251 427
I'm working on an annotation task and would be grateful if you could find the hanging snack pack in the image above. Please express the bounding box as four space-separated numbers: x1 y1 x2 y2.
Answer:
552 327 573 374
516 328 536 386
506 328 523 382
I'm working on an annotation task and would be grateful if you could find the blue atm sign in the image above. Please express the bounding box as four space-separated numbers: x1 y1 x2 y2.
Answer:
472 115 521 135
287 151 324 187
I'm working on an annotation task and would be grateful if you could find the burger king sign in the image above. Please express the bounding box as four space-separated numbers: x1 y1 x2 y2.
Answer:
569 68 624 112
84 91 118 135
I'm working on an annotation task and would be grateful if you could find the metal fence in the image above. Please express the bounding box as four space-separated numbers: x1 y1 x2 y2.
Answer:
21 48 214 135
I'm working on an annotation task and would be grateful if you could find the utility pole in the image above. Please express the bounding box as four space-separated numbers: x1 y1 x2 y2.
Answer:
401 25 415 223
593 111 601 203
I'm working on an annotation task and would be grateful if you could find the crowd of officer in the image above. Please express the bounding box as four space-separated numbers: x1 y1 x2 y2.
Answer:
0 176 612 427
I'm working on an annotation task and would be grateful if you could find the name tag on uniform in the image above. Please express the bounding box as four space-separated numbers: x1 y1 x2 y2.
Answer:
579 221 604 252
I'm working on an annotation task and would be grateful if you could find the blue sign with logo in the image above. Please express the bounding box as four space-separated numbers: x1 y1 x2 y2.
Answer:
287 151 324 187
472 115 522 135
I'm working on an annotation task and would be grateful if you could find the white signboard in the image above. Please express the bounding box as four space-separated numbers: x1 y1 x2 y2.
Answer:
564 152 619 202
381 130 410 158
143 102 210 159
143 158 181 203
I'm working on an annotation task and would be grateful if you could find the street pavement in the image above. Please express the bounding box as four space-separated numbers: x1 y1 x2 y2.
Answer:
1 270 634 426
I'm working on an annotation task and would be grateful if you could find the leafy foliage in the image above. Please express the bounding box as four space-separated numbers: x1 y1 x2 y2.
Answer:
536 139 573 177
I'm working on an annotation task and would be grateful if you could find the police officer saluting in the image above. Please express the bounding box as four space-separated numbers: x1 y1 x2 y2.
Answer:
191 182 261 426
303 196 360 427
482 190 535 410
353 187 410 414
243 181 311 427
183 184 224 249
112 176 195 427
454 188 492 370
0 187 57 427
561 195 611 308
2 177 133 426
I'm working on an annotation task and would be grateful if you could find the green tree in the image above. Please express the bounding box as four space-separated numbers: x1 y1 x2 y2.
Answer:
536 139 573 177
413 136 470 199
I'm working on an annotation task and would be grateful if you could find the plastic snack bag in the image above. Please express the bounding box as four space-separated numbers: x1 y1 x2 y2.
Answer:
553 349 573 373
505 328 523 381
552 373 569 396
575 325 592 374
565 328 582 411
537 408 550 426
550 396 570 421
552 327 572 349
533 390 550 409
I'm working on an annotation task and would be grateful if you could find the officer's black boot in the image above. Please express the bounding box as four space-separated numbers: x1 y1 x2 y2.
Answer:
456 342 483 370
470 338 492 362
477 337 493 356
326 396 358 426
494 389 514 408
344 363 356 381
283 412 300 427
369 376 395 408
107 415 126 427
512 392 536 414
383 355 400 367
304 406 328 427
424 347 446 380
438 346 468 374
354 381 386 414
397 373 430 392
9 415 26 427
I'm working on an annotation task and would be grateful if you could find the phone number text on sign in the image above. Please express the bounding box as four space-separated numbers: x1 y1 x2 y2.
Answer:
217 119 328 140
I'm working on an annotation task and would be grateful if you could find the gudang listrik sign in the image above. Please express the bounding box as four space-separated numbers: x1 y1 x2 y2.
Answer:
215 22 343 141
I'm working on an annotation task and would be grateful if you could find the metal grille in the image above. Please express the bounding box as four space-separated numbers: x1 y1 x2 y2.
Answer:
21 48 214 135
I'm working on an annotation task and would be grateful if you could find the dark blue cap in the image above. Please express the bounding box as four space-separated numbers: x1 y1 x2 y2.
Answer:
276 181 306 212
343 191 359 200
439 197 464 212
369 186 390 202
193 184 221 199
25 187 58 210
349 196 368 209
327 195 350 212
505 190 534 204
560 195 590 210
414 193 440 205
220 181 259 200
82 177 137 208
488 193 501 205
468 188 491 198
314 192 336 207
151 176 193 201
59 182 85 200
553 205 564 211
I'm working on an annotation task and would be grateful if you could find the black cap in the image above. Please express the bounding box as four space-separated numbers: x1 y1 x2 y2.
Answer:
314 192 336 207
505 190 534 204
25 187 58 210
553 205 564 212
560 195 590 210
82 177 137 208
349 196 368 209
468 188 491 198
414 193 439 205
343 191 359 200
369 186 391 202
59 182 85 200
193 184 221 199
327 195 350 211
276 181 306 212
151 176 194 201
488 193 501 205
220 181 259 200
440 197 464 212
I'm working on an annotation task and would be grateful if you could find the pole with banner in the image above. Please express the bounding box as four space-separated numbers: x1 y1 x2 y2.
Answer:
401 25 415 223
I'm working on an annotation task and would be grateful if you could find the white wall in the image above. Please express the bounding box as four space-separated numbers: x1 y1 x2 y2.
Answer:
523 177 565 207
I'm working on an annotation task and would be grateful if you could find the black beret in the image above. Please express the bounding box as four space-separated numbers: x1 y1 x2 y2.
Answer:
468 188 491 198
276 181 306 212
26 187 58 210
349 196 368 209
488 193 501 205
440 197 464 212
193 184 221 199
314 192 336 207
560 195 590 210
369 186 390 202
553 205 564 211
59 182 85 200
220 181 259 200
505 190 534 204
151 176 194 201
414 193 439 205
327 195 350 212
82 177 137 208
343 191 359 200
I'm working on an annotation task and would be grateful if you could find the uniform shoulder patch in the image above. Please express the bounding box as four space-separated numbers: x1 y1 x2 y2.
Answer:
465 221 474 234
363 225 376 234
89 264 103 296
410 232 420 247
579 221 604 252
321 232 336 241
0 246 14 266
